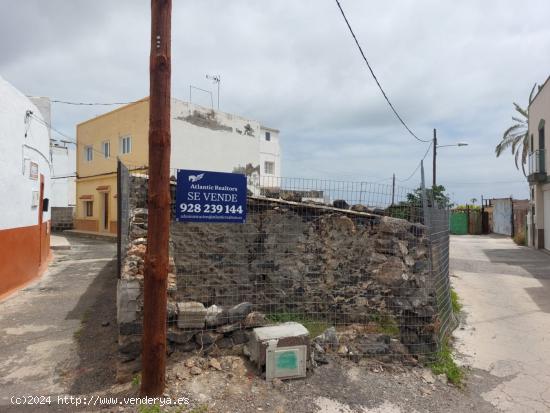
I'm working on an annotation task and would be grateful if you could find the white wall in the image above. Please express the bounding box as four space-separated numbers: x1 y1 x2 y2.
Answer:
259 126 281 188
0 76 51 230
170 99 261 174
50 144 76 207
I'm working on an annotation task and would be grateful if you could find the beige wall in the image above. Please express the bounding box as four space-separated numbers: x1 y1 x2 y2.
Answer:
75 174 117 233
76 99 149 178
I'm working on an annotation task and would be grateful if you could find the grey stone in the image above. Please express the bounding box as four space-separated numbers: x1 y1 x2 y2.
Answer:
119 322 142 336
205 305 226 327
167 301 178 321
119 336 141 356
167 329 195 344
350 204 368 213
195 331 222 346
352 334 390 355
242 311 268 328
231 329 250 345
333 199 349 209
177 302 206 329
216 337 234 349
117 279 140 323
374 257 406 287
216 323 240 334
314 326 339 349
227 302 253 322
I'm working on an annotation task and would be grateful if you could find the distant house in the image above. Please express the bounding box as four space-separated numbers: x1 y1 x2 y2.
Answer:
29 97 77 230
527 76 550 250
75 97 281 235
0 76 51 298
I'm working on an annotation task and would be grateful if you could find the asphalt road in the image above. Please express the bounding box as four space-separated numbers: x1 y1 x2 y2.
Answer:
0 235 117 412
451 234 550 412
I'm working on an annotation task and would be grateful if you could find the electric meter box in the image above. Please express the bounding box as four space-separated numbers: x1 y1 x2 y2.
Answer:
266 345 307 380
247 322 310 380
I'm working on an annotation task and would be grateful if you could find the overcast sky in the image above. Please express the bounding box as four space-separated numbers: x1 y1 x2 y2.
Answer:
2 0 549 204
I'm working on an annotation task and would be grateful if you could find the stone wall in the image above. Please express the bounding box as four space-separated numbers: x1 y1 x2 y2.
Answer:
51 206 74 231
116 176 438 380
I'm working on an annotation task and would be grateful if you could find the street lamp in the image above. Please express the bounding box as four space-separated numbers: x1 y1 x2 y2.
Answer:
432 128 468 188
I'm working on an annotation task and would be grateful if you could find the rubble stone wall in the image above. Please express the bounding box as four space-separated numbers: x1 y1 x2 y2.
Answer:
116 176 438 380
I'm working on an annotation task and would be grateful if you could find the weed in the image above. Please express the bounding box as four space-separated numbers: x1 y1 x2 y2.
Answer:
513 231 526 246
131 373 141 387
429 339 464 385
450 289 462 314
138 405 161 413
266 313 329 338
369 314 400 337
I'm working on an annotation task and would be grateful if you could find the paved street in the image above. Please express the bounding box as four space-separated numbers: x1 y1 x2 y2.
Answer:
451 235 550 412
0 235 117 411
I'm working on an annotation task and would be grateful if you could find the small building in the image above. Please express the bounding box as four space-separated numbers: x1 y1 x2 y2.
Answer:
0 76 51 298
527 76 550 250
29 96 77 230
75 98 281 235
50 142 76 230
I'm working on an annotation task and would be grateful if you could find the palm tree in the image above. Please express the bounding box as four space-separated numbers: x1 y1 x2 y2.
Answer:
495 84 538 176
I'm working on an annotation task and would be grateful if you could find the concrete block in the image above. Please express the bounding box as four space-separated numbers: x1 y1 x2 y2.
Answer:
117 279 140 323
177 302 206 329
247 322 310 370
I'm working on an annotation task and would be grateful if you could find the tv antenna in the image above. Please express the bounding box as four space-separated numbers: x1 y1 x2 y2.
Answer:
206 74 220 110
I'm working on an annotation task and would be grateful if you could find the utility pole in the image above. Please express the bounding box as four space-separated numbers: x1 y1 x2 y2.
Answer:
206 74 220 110
141 0 171 397
432 128 437 189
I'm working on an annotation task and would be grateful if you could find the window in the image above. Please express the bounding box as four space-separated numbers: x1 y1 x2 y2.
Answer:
102 140 110 158
265 131 271 141
264 161 274 175
85 146 93 162
120 136 132 154
85 201 93 217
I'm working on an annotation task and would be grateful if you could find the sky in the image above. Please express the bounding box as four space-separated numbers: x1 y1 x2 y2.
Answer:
1 0 549 205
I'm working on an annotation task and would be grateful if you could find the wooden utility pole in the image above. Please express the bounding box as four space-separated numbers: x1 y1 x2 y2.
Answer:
141 0 171 396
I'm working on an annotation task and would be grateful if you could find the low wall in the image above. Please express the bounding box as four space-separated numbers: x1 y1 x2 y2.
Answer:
51 206 74 231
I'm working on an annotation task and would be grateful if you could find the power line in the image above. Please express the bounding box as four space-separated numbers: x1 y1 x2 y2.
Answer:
334 0 431 144
50 99 136 106
397 141 433 182
28 113 144 168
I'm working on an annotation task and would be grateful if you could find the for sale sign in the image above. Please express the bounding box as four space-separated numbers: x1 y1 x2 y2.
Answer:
175 169 247 223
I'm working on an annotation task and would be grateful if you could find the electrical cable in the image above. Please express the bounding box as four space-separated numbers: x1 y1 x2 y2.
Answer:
334 0 431 143
397 141 433 182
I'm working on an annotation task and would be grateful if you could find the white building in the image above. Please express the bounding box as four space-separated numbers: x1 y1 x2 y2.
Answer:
527 76 550 250
0 76 51 297
29 96 77 229
170 99 281 192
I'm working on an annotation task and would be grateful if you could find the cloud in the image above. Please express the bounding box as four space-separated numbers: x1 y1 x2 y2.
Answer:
1 0 548 203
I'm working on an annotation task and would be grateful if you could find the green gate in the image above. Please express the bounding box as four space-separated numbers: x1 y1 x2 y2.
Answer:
450 211 468 235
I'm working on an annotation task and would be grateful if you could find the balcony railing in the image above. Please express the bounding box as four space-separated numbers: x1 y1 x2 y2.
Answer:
528 149 546 182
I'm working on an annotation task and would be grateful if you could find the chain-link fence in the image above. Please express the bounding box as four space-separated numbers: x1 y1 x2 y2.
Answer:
117 163 455 370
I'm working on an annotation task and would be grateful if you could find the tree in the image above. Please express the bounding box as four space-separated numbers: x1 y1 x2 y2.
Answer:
406 184 452 208
470 198 478 205
495 84 538 176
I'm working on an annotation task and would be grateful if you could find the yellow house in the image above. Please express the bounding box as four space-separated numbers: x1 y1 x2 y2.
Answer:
75 98 149 234
76 96 282 235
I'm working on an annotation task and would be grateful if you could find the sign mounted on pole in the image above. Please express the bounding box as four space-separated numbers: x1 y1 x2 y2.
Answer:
175 169 247 223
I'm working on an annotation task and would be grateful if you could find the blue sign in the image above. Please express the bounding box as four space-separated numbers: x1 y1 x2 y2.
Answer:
175 169 247 223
